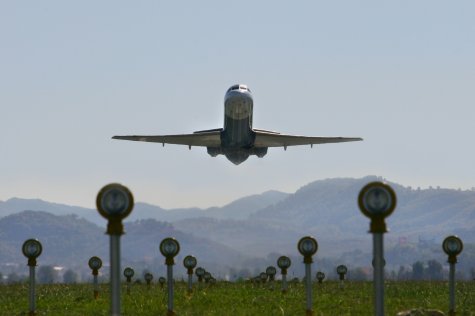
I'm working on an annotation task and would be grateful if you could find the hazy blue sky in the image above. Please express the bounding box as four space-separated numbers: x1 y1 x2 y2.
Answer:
1 1 474 209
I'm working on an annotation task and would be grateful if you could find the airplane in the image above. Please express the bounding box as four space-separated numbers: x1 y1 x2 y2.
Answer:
112 84 362 165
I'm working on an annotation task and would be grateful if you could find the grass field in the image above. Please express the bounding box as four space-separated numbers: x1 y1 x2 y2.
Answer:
1 281 474 315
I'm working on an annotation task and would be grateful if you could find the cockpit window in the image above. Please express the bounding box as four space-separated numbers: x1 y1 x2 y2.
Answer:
227 84 251 93
227 84 240 92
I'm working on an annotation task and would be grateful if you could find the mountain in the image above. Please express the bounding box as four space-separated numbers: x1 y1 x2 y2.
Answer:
0 190 289 225
1 176 474 278
0 211 247 277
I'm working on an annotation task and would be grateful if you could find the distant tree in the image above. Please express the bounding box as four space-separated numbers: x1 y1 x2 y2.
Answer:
426 260 443 280
38 265 56 284
63 269 78 284
397 266 405 280
412 261 424 280
7 272 21 284
349 268 369 281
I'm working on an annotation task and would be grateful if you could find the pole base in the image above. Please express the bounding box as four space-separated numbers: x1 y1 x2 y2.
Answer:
306 309 314 316
94 290 99 299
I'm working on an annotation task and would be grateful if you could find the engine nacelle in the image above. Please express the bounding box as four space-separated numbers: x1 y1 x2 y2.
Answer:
251 147 268 158
207 147 223 157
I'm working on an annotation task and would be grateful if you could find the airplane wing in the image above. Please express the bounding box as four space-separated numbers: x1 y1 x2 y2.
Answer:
253 130 362 148
112 129 222 147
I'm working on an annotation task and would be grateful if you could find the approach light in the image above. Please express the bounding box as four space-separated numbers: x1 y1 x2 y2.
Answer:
259 272 268 283
297 236 318 263
277 256 291 293
123 267 134 295
358 181 396 316
195 267 205 283
442 235 464 315
123 267 134 280
316 271 325 284
159 277 166 288
89 256 103 271
96 183 134 235
22 239 43 265
443 235 463 263
183 255 197 293
96 183 134 316
88 256 103 299
297 236 319 316
144 273 153 286
358 181 396 233
336 265 348 278
160 238 180 265
266 266 277 280
160 237 180 316
22 238 43 316
204 272 212 283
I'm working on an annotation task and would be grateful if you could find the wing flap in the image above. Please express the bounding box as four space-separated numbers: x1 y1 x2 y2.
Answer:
112 131 222 147
254 131 362 147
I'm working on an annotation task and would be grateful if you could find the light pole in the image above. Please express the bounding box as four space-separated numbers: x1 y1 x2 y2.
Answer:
183 255 197 293
22 238 42 316
316 271 325 284
159 237 180 316
204 271 212 284
358 181 396 316
144 272 153 287
297 236 318 316
88 256 102 299
159 277 166 289
277 256 291 293
442 235 463 316
123 267 134 294
96 183 134 316
266 266 277 290
336 265 348 289
195 267 205 284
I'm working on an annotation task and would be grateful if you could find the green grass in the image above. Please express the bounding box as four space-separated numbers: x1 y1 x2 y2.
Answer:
1 281 474 315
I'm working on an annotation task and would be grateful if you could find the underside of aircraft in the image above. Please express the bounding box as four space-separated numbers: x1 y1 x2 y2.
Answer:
113 84 362 165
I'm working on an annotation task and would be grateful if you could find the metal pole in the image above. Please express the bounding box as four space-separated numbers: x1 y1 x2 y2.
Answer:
373 233 384 316
29 265 36 316
93 275 99 299
305 263 313 315
110 235 121 316
188 274 192 293
282 274 287 293
167 265 174 315
449 263 455 315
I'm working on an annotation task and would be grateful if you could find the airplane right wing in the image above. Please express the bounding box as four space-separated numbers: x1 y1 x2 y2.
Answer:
112 129 222 147
253 130 362 148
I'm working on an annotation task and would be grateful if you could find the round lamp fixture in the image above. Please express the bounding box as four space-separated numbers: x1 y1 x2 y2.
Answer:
144 273 153 283
123 267 134 279
443 235 463 264
88 256 103 271
266 266 277 278
183 255 197 269
22 239 43 260
298 236 318 264
358 182 396 233
160 237 180 265
337 265 348 275
96 183 134 220
277 256 291 270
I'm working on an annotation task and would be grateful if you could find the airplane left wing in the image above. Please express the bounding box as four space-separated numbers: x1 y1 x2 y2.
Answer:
253 130 362 148
112 130 222 147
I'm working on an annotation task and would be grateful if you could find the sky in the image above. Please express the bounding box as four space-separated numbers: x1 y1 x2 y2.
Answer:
1 1 474 209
